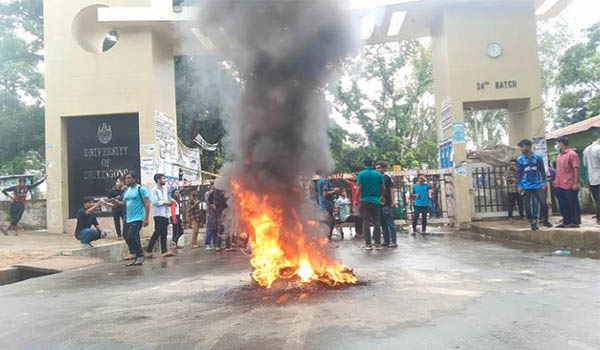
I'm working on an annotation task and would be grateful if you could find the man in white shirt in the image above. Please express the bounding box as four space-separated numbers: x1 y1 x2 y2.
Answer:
583 132 600 226
146 173 175 258
335 189 363 238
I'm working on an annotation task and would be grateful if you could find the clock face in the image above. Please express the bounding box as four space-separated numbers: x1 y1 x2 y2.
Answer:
487 42 503 58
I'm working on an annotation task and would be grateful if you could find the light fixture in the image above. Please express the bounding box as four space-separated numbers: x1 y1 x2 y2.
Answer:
361 13 376 40
387 11 407 36
535 0 561 16
350 0 420 10
191 28 215 50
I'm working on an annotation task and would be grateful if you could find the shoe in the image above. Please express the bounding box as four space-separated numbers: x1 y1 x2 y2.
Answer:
224 247 235 252
205 246 214 252
556 224 568 228
389 243 398 248
80 243 92 248
126 257 144 266
146 253 157 259
382 242 390 247
567 224 580 228
171 241 177 250
363 244 373 250
542 221 553 228
374 244 383 250
162 252 175 258
124 254 136 261
531 223 539 231
190 244 201 249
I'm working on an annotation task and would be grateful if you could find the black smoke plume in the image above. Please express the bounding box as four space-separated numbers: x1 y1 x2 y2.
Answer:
196 0 358 243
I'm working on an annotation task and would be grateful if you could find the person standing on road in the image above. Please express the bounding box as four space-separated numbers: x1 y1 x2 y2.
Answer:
122 171 150 266
356 157 385 250
2 175 46 234
187 187 203 249
516 139 553 231
74 196 108 247
412 174 430 234
504 159 524 220
107 177 126 239
146 173 175 259
583 132 600 227
170 189 185 250
554 137 581 228
317 172 340 241
376 162 397 248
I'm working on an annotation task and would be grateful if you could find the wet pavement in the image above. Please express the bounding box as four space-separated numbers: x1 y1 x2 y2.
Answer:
1 233 599 350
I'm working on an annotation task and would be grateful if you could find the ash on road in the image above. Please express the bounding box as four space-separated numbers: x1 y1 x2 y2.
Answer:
1 234 599 350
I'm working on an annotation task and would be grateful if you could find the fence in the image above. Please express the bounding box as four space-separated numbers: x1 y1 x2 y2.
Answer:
387 169 455 222
469 163 509 216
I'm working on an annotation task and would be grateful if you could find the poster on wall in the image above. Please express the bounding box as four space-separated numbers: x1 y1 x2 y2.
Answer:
140 144 157 184
439 140 454 169
451 122 466 144
532 137 549 170
178 139 201 181
154 111 179 178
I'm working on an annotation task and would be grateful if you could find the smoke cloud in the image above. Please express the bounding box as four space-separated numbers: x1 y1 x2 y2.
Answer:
196 0 358 241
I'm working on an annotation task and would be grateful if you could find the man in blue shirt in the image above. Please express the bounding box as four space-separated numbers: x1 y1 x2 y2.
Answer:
317 172 340 241
412 174 430 234
122 171 150 266
516 139 553 231
356 157 385 250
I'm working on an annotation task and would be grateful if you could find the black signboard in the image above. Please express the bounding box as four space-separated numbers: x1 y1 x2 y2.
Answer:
67 113 140 218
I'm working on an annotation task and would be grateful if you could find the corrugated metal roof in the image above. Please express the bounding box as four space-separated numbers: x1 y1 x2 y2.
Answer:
546 115 600 140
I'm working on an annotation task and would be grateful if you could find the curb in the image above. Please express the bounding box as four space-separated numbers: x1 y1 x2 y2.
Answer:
468 223 600 250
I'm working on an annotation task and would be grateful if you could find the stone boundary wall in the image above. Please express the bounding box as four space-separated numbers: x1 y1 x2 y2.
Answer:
0 200 46 230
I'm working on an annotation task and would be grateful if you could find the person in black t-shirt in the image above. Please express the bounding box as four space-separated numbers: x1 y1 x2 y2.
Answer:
375 162 398 248
75 196 108 247
106 178 126 239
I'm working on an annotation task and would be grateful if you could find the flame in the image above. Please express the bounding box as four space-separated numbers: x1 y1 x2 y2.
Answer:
231 180 357 288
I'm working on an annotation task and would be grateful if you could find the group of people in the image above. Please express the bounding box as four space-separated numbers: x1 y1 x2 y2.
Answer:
504 134 600 231
73 171 231 266
318 158 432 250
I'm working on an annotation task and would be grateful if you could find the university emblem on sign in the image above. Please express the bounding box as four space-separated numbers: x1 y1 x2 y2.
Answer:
97 122 112 144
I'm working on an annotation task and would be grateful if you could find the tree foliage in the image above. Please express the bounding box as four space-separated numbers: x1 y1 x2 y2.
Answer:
331 41 437 172
554 21 600 127
0 0 45 175
175 56 241 174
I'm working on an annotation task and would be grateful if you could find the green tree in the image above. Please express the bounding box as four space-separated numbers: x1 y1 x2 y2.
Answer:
555 21 600 127
175 56 241 174
537 19 574 126
0 0 45 175
464 109 507 150
332 41 437 172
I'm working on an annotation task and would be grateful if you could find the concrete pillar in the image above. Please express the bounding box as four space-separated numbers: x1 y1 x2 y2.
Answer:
44 0 177 233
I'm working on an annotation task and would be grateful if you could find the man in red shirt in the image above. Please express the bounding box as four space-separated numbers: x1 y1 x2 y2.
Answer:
2 176 46 234
554 137 581 228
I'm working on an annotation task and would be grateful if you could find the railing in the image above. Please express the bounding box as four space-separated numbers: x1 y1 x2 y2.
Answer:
469 164 509 214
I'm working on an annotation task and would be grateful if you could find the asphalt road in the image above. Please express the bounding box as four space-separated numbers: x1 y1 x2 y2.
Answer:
1 233 599 350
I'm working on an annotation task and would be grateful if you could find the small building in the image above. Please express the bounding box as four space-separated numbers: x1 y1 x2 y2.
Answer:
546 115 600 184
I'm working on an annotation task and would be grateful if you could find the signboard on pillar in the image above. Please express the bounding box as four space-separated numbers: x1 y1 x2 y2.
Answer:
532 137 549 170
154 111 179 180
439 140 454 169
66 113 140 218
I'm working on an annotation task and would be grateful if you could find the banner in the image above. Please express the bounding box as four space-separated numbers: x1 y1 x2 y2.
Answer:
193 133 218 152
178 139 201 181
155 111 179 178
